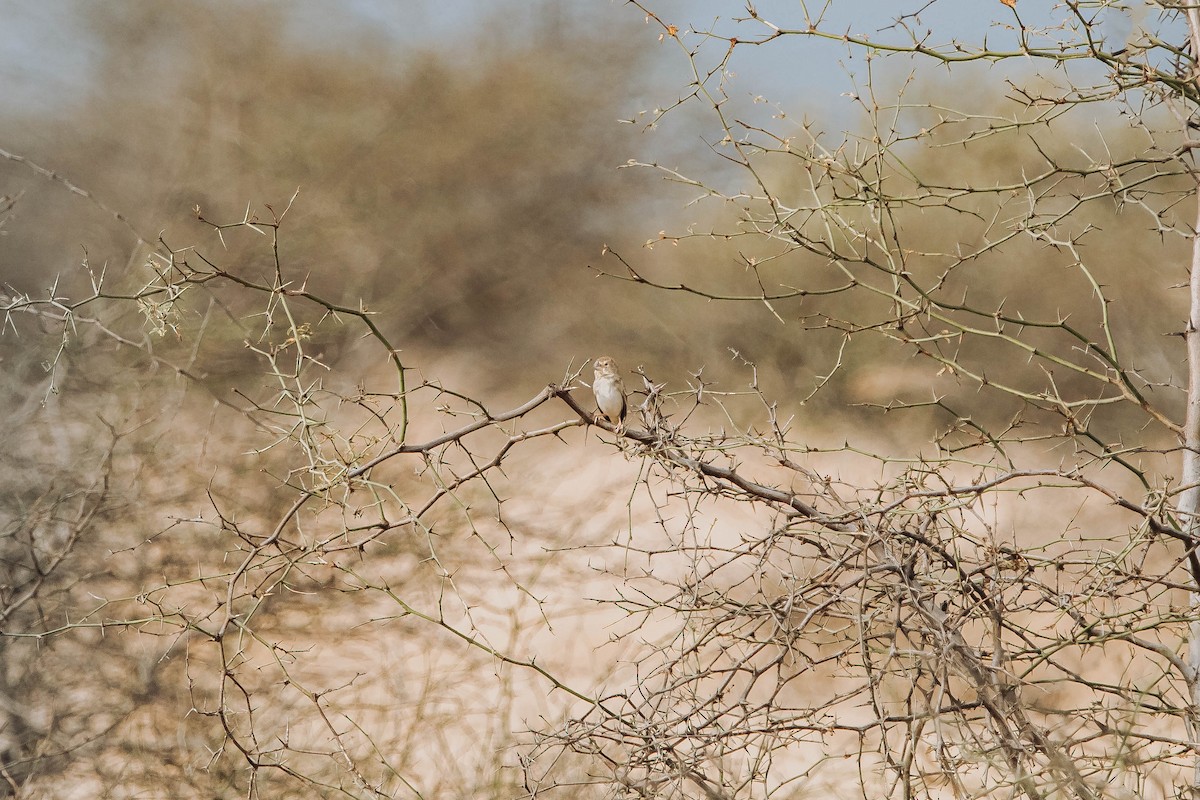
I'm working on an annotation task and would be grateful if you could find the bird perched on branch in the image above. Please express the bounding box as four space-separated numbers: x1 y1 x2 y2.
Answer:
592 356 627 431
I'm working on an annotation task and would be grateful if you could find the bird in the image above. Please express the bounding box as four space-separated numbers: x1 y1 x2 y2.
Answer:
592 356 627 431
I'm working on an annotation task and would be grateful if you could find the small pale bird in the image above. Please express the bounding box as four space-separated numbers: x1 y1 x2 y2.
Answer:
592 356 627 430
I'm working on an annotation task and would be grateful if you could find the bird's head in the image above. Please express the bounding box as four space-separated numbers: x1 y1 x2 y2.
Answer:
593 356 618 374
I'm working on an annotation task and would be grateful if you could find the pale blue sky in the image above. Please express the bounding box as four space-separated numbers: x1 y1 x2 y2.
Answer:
0 0 1172 177
0 0 1071 116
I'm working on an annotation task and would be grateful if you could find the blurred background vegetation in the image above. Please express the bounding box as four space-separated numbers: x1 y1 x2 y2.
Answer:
3 1 1181 428
1 1 664 387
